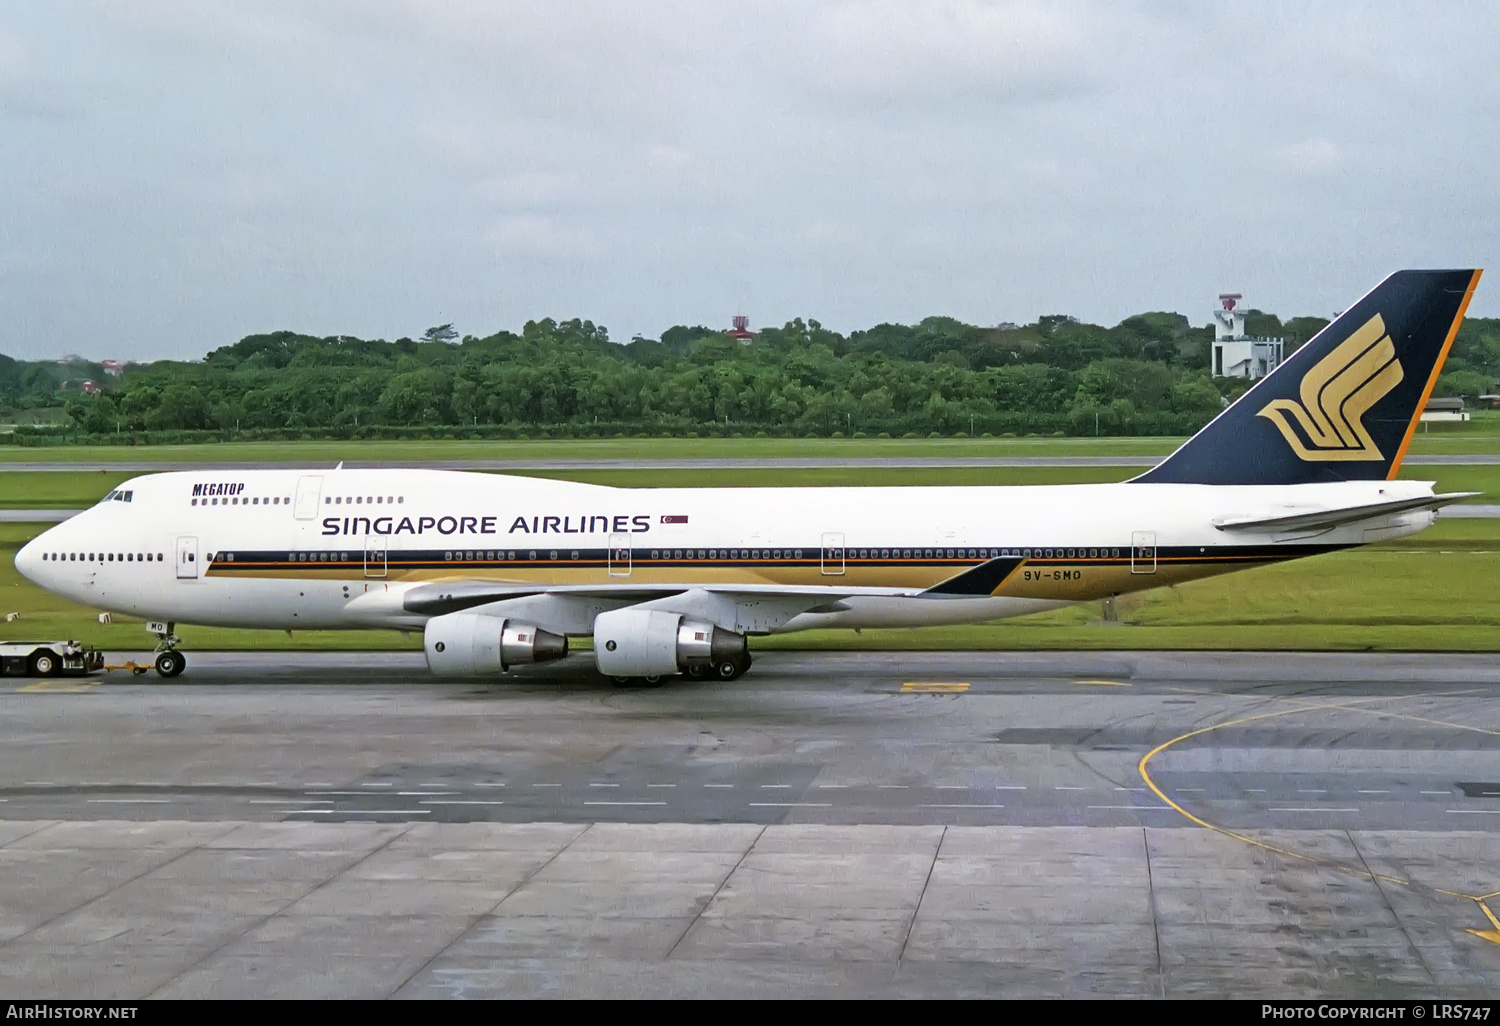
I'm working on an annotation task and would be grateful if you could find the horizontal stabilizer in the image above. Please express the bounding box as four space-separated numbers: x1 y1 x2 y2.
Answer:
1211 492 1479 533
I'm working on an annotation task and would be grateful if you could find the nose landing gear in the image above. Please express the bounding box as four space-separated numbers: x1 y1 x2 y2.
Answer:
151 624 186 678
154 650 186 678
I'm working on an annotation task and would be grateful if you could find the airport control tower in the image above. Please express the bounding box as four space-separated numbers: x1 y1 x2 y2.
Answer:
1211 293 1284 379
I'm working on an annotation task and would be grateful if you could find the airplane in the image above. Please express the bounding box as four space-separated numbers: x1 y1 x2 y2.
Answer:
12 269 1483 682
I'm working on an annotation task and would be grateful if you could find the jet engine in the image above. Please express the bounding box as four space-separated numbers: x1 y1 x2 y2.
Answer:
423 612 567 676
592 607 748 678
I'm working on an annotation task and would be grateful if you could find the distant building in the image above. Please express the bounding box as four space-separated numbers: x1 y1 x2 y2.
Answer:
728 315 755 343
1421 397 1470 422
1211 293 1284 379
81 380 98 395
101 360 123 377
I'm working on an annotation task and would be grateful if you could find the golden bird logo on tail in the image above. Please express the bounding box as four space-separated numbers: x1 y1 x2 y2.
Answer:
1257 314 1403 461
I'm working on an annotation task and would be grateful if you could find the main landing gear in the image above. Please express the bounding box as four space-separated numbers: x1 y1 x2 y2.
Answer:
152 624 186 679
613 654 752 688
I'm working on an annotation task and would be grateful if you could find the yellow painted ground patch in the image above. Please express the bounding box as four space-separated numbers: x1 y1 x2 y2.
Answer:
1075 678 1131 687
1467 901 1500 946
900 682 970 694
16 680 98 693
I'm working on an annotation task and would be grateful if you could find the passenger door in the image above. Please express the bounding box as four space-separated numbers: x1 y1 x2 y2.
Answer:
1130 530 1157 574
821 531 846 576
364 529 387 579
608 533 632 577
293 475 323 521
176 535 199 580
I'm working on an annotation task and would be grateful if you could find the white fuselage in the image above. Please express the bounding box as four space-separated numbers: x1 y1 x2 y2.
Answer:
14 468 1438 638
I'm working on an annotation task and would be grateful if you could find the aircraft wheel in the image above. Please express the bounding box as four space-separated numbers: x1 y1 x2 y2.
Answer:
612 675 665 689
714 659 742 680
686 663 707 679
29 651 58 677
155 651 186 678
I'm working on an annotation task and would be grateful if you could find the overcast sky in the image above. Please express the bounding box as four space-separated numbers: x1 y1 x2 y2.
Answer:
2 1 1497 361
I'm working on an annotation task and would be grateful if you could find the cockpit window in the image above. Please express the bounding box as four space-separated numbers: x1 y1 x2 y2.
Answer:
100 490 117 504
98 489 134 505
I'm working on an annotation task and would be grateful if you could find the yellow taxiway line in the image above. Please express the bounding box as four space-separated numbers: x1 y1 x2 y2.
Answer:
1138 687 1500 944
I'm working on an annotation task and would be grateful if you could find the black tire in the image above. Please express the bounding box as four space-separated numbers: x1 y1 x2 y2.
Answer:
155 651 185 678
29 651 58 677
714 659 741 680
686 663 707 679
613 675 666 689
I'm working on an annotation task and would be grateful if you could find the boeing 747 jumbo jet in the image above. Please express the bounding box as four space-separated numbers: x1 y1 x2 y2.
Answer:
12 269 1484 681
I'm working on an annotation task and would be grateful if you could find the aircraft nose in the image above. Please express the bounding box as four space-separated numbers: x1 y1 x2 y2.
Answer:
15 528 54 585
15 533 45 585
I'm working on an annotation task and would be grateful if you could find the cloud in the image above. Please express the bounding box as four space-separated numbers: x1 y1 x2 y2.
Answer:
1 1 1498 361
476 171 586 207
1274 138 1344 176
799 0 1108 105
486 214 598 258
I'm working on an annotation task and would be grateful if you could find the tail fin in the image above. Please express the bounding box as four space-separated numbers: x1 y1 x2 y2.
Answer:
1136 269 1482 486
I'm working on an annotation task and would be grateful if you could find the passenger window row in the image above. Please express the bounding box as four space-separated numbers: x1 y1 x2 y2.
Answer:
42 552 163 563
1010 548 1121 559
445 550 571 561
836 548 1123 560
651 549 805 560
192 495 291 507
326 496 403 505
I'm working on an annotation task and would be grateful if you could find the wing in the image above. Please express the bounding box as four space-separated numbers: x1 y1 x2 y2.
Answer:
400 579 924 617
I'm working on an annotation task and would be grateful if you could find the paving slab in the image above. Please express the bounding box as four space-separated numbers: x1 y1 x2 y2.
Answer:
910 883 1153 924
343 846 557 884
396 821 585 851
751 824 945 854
0 937 216 1000
568 821 763 852
285 877 515 918
453 914 697 960
0 848 192 943
12 820 236 849
528 849 745 885
150 913 475 1000
204 821 410 851
903 920 1160 963
672 913 915 961
731 851 938 887
0 821 56 846
493 880 722 919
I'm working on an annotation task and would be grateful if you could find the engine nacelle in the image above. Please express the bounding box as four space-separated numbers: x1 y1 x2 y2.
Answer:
592 608 747 677
423 613 567 676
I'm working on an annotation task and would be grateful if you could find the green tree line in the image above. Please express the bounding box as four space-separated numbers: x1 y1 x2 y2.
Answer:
3 310 1497 444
